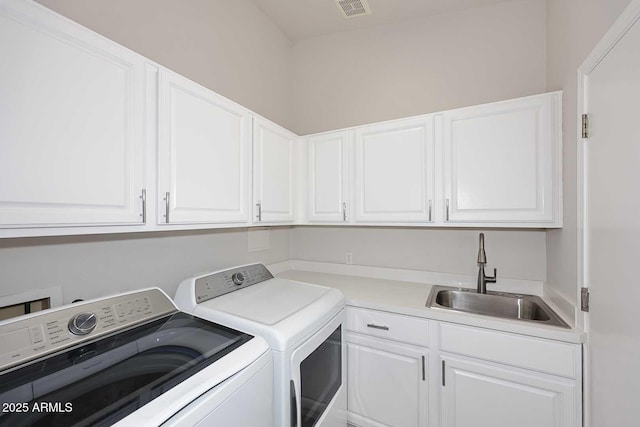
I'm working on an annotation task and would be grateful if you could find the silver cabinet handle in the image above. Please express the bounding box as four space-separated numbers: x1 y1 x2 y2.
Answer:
428 200 432 222
164 192 170 223
366 323 389 331
445 198 450 221
256 201 262 222
442 360 446 386
140 189 147 224
422 355 426 381
342 202 347 222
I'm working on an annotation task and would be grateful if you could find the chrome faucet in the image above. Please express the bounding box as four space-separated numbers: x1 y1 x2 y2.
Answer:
477 233 497 294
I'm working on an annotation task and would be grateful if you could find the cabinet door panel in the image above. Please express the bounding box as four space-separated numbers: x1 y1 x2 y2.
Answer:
0 1 144 226
253 118 295 223
307 131 350 222
441 356 577 427
347 334 428 427
442 93 561 223
354 117 434 223
158 70 250 224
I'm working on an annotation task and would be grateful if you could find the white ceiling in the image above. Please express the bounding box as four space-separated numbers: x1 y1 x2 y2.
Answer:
251 0 518 41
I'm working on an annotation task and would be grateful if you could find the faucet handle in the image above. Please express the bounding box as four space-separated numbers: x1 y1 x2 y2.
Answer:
487 268 497 283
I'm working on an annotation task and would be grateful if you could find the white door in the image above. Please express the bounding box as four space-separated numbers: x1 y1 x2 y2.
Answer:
580 2 640 425
441 356 576 427
307 131 350 223
157 69 251 224
0 0 145 227
253 117 295 223
354 117 434 223
347 334 428 427
441 93 561 224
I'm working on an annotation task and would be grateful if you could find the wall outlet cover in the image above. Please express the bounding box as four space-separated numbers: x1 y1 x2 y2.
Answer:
248 228 270 252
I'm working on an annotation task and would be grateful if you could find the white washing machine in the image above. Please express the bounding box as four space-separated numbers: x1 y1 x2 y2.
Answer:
174 263 347 427
0 288 273 427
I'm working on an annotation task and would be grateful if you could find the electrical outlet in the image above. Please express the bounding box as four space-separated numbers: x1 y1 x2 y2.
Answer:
345 252 353 265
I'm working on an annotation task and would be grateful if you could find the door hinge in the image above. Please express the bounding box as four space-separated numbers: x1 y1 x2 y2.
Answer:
582 114 590 139
581 287 590 312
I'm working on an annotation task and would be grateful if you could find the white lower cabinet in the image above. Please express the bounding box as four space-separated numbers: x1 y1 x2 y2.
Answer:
345 307 581 427
347 334 428 427
440 355 578 427
346 307 430 427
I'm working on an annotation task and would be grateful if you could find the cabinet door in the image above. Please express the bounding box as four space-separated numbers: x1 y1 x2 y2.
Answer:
354 117 434 223
253 117 295 223
0 0 145 227
347 334 428 427
307 131 350 223
441 356 577 427
158 69 251 224
441 93 561 224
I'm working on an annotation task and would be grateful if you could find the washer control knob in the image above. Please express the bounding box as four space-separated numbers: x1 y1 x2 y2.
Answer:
232 272 246 285
68 312 97 336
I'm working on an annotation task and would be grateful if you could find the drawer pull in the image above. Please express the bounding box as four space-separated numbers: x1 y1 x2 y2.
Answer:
366 323 389 331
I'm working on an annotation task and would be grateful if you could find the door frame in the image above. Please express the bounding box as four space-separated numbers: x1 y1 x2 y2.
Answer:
577 2 640 426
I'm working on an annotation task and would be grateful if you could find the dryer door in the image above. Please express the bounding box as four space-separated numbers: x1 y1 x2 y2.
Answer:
290 310 346 427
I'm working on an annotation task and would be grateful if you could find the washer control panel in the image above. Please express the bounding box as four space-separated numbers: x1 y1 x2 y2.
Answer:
0 289 176 372
195 264 274 304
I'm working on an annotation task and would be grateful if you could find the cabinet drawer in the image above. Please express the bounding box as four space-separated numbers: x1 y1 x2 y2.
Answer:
439 323 579 378
346 307 429 347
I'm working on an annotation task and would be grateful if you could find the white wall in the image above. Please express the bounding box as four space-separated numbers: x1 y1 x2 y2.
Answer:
36 0 293 129
291 0 547 135
291 227 546 281
0 228 290 304
545 0 631 304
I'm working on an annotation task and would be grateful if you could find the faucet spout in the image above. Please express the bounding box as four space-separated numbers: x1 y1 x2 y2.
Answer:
476 233 497 293
477 233 487 264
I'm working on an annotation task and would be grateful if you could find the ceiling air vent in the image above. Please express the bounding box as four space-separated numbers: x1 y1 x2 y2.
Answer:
336 0 372 19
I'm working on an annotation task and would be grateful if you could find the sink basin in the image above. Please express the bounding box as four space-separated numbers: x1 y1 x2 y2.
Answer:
426 286 569 328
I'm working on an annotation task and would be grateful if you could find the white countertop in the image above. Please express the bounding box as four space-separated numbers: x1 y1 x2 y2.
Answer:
276 269 585 344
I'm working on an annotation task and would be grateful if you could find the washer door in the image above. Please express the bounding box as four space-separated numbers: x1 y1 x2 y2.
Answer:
0 313 252 426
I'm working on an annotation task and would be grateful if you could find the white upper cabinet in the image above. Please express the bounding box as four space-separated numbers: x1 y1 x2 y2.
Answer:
253 117 296 223
157 69 251 224
307 131 351 223
0 0 145 228
354 117 435 223
441 92 562 225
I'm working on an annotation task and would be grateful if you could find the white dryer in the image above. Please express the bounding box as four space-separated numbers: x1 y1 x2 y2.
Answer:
174 263 346 427
0 288 273 427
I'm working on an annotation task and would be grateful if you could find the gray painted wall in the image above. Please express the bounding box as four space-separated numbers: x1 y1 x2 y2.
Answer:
0 228 291 304
291 227 546 281
37 0 293 129
291 0 547 135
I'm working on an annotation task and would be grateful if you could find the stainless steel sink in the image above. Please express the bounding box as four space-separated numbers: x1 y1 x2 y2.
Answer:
426 286 569 328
